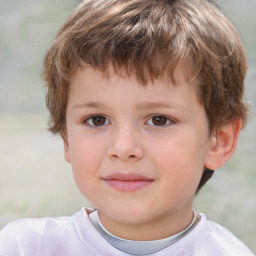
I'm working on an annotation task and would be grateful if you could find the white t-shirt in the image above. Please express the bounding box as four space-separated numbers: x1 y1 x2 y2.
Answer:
0 208 254 256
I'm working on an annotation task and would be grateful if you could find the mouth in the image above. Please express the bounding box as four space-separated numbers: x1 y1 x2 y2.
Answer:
102 173 154 192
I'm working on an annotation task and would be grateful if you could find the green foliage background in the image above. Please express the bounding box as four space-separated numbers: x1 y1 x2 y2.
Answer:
0 0 255 252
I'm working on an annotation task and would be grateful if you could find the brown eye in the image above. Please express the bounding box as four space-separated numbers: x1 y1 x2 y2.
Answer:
86 116 109 126
148 116 171 126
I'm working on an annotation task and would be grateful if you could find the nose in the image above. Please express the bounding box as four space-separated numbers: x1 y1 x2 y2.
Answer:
107 128 144 161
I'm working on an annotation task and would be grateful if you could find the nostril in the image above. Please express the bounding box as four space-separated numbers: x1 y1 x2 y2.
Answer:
107 145 144 161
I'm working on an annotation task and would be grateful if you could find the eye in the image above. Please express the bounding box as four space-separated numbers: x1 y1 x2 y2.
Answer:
84 115 110 127
147 115 173 127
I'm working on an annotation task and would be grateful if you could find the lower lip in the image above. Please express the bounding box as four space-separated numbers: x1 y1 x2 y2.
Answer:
104 179 153 192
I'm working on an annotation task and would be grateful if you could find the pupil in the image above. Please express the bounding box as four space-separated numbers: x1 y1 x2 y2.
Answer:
92 116 105 126
153 116 167 126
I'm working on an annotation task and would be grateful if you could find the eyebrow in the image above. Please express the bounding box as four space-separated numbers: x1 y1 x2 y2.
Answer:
72 101 186 111
135 102 186 110
73 102 111 110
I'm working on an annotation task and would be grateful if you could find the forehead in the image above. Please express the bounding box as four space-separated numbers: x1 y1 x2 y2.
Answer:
74 60 194 88
68 63 200 110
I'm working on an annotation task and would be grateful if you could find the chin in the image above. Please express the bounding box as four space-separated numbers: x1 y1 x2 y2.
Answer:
103 204 154 224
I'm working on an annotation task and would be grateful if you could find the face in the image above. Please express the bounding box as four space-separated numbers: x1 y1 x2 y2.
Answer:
64 65 216 239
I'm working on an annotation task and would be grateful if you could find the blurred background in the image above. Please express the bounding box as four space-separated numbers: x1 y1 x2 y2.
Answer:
0 0 255 252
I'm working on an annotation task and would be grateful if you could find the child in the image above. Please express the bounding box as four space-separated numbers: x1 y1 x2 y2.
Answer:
0 0 254 255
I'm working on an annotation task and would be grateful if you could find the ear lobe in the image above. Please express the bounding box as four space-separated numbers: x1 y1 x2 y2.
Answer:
204 119 242 170
61 132 71 163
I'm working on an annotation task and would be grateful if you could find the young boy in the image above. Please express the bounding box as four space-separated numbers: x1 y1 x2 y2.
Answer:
0 0 254 255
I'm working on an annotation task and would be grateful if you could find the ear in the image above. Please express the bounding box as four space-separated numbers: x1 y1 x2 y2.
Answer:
204 119 242 170
61 131 71 163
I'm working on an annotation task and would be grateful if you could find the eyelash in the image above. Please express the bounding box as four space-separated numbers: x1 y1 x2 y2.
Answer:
83 115 175 127
146 115 174 127
83 115 110 127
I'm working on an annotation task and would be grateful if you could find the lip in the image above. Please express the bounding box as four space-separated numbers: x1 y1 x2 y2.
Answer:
102 173 154 192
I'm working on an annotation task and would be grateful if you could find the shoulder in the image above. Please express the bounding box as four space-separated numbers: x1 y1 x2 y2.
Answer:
169 214 254 256
198 214 254 256
0 215 76 255
0 214 74 237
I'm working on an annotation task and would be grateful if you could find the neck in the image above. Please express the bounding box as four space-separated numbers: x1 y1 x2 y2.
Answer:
98 208 194 241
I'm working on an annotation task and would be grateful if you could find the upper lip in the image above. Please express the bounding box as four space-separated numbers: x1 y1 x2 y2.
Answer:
103 173 154 181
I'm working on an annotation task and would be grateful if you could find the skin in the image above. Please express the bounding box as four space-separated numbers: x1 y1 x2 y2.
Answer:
63 64 241 241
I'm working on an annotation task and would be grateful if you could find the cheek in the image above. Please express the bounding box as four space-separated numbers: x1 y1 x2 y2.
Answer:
151 135 205 189
71 145 102 201
69 136 105 182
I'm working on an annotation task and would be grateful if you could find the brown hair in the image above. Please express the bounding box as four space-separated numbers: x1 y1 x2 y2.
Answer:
43 0 248 192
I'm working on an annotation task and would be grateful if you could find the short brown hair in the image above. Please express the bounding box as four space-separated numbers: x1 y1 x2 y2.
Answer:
43 0 248 192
